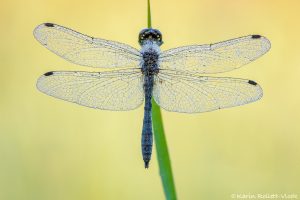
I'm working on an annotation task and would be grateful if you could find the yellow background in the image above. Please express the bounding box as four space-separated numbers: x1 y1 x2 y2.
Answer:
1 0 299 199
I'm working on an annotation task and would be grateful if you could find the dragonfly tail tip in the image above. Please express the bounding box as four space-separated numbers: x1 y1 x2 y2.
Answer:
144 161 150 169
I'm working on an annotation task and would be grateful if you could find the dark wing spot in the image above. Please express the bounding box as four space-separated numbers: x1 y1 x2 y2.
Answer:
44 23 55 27
248 80 257 85
44 71 54 76
251 35 261 39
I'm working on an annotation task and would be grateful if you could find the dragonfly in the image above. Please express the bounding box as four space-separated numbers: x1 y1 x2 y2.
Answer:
34 23 271 168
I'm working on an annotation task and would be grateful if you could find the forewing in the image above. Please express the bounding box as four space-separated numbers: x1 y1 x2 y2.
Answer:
153 70 263 113
160 35 271 74
37 69 144 110
34 23 141 68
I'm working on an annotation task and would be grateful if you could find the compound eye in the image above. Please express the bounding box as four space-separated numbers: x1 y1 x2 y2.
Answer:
157 34 162 41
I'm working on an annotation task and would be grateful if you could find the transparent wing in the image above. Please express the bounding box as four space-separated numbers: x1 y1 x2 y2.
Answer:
160 35 271 74
37 69 144 110
34 23 141 68
153 70 263 113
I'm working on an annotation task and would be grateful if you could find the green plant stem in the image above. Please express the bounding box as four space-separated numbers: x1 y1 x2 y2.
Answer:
152 100 177 200
147 0 152 28
148 0 177 199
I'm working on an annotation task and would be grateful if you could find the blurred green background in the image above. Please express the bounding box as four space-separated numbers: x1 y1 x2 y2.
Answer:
1 0 300 199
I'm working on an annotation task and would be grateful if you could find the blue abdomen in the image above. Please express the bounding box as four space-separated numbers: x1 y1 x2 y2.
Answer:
141 75 154 168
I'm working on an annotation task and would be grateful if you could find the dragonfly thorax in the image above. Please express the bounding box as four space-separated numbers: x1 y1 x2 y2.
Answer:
141 42 160 75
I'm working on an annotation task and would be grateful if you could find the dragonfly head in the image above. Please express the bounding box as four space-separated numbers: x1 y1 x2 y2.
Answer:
139 28 163 46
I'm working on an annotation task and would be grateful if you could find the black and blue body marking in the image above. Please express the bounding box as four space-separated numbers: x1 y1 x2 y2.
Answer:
139 28 163 168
